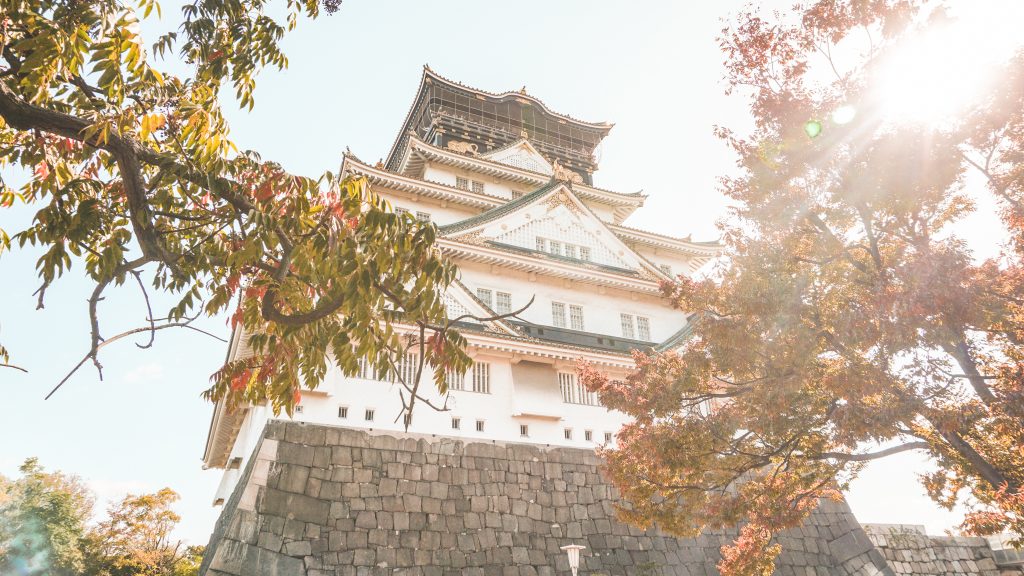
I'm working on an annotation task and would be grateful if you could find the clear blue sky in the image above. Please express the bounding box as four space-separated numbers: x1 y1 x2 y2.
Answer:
1 0 1019 545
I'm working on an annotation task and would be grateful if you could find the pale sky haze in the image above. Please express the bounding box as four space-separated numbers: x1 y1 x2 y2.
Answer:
1 0 1022 546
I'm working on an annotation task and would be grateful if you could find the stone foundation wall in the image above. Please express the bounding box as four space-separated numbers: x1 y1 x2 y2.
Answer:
199 421 1009 576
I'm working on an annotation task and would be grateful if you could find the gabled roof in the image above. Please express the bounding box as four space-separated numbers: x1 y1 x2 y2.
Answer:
479 138 554 176
438 180 563 235
438 180 671 283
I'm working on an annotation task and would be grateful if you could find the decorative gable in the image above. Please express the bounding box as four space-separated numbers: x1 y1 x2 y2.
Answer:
493 210 632 269
441 184 666 280
480 139 553 176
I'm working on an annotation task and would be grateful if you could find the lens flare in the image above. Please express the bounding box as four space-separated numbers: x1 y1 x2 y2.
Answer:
832 105 857 125
804 120 823 139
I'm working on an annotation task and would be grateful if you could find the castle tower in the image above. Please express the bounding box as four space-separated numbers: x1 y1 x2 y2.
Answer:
198 68 1020 576
202 67 722 503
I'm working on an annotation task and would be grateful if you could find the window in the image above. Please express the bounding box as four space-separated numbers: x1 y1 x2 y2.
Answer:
395 206 409 216
392 352 419 384
471 180 485 193
585 430 593 442
456 176 469 190
520 424 529 437
416 211 431 222
552 302 567 328
569 305 584 331
535 236 589 261
472 363 491 394
446 367 465 391
620 314 636 339
604 432 613 443
365 409 375 422
559 372 599 406
495 292 511 314
659 264 672 276
637 316 651 341
451 417 461 430
294 405 304 413
338 406 348 419
476 419 485 432
564 428 573 440
476 288 493 308
511 190 523 199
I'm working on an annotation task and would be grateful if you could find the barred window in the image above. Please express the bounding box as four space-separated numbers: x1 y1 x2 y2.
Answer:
564 428 573 440
637 316 651 341
579 247 591 261
456 176 469 190
549 240 562 256
585 430 593 442
365 409 375 422
476 419 485 432
446 367 465 391
565 244 578 259
451 417 461 430
535 237 547 252
620 314 636 339
416 211 431 222
392 352 420 384
552 302 567 328
495 292 512 314
520 424 529 437
604 432 613 443
471 180 485 193
476 288 493 308
338 406 348 419
472 362 491 394
511 190 523 199
395 206 410 216
559 372 599 406
569 305 584 331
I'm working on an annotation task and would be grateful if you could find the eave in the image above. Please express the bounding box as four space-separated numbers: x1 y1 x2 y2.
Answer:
342 155 505 210
400 136 645 222
609 223 724 258
439 238 664 294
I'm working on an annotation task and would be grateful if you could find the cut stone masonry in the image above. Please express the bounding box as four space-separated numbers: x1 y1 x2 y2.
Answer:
200 421 1021 576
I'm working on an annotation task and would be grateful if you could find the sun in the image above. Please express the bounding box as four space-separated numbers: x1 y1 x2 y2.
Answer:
863 4 1024 127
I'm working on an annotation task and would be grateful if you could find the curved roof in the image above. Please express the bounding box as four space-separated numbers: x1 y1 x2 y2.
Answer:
422 65 614 130
385 65 614 172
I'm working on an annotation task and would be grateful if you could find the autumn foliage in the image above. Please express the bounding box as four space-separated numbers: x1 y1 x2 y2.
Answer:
0 0 472 414
582 2 1024 574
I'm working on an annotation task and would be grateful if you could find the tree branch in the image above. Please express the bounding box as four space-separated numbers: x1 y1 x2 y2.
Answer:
817 441 930 462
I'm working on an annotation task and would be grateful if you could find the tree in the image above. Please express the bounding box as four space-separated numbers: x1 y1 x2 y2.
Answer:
0 458 95 575
0 459 202 576
580 2 1024 575
83 488 202 576
0 0 475 415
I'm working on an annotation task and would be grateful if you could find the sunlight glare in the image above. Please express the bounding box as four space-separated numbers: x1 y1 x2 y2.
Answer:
870 4 1024 126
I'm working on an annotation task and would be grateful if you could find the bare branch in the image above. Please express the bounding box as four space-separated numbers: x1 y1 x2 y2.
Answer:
45 320 227 400
816 441 930 462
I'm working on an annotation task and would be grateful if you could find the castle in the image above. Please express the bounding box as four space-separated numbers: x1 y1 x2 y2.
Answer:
199 69 1023 576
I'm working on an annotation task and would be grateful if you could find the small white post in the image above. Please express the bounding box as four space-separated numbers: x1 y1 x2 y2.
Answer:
560 544 586 576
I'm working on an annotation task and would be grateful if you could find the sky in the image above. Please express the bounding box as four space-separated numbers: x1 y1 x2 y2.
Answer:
1 0 1022 546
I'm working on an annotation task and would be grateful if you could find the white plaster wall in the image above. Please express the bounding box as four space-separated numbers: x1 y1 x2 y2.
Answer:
213 348 630 501
457 262 687 343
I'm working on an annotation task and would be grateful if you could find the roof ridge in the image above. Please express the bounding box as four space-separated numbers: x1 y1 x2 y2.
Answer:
423 65 613 130
438 180 565 236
